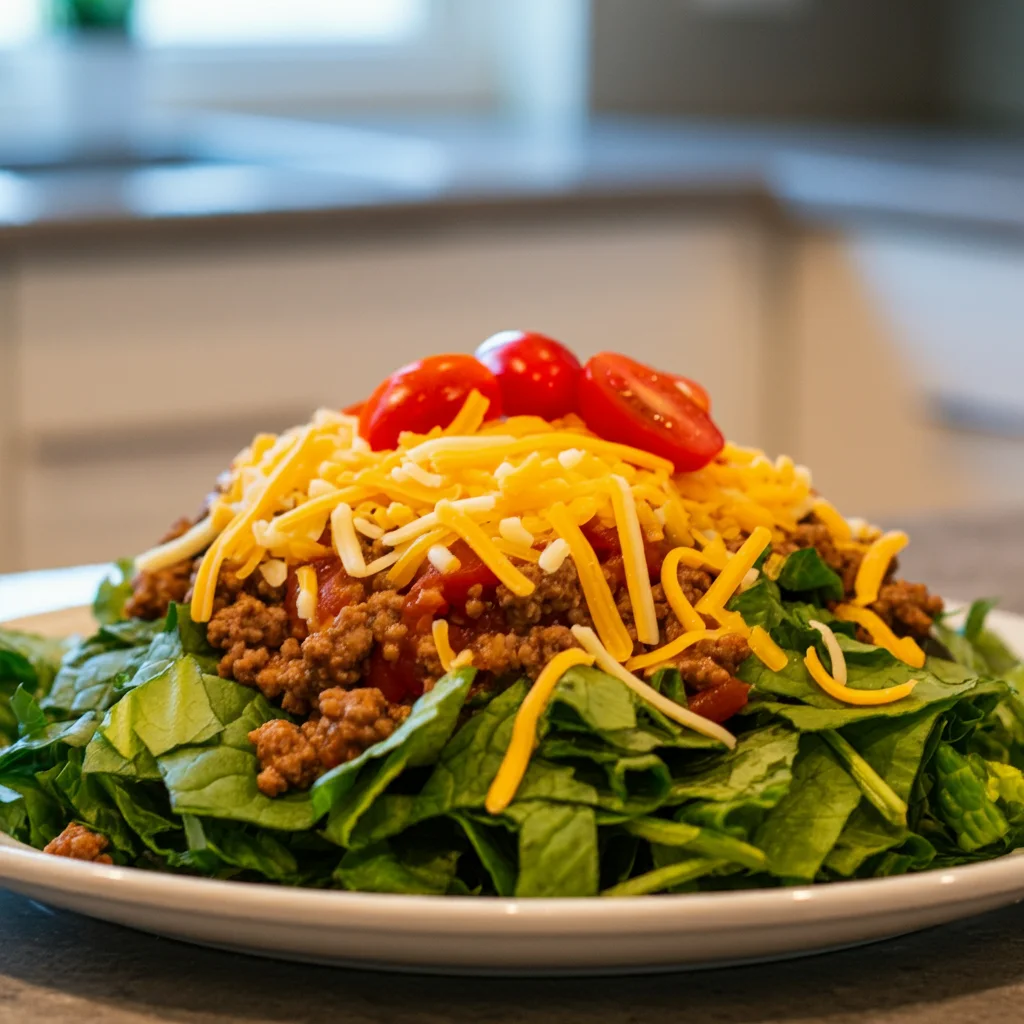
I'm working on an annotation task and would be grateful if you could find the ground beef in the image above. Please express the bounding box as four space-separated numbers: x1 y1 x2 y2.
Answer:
663 563 714 607
779 517 942 639
248 718 320 797
496 562 591 631
43 823 112 864
670 634 752 691
305 687 410 770
124 516 195 620
469 624 579 679
778 520 864 596
872 580 944 640
208 586 413 716
249 687 410 796
303 591 407 689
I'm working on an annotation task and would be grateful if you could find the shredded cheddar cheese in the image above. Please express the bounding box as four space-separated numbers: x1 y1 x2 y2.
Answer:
432 619 458 673
547 503 633 662
485 647 595 814
660 548 707 633
833 604 926 669
748 626 788 672
854 530 909 607
811 498 852 542
696 526 773 617
625 628 727 673
804 647 917 706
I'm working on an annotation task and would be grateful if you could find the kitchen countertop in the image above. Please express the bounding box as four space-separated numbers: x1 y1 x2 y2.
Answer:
6 114 1024 247
3 507 1024 1023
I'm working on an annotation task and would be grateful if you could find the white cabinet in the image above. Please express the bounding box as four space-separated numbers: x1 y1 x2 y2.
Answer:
6 214 770 570
790 228 1024 520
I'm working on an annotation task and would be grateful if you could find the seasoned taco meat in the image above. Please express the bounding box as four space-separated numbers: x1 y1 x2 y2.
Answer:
44 823 113 864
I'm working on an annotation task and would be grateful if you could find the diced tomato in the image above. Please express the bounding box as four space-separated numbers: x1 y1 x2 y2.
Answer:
314 558 362 623
403 583 448 634
578 353 724 473
580 517 619 556
406 540 499 615
284 556 362 635
357 354 503 450
365 646 423 704
474 330 582 420
581 517 665 581
687 678 750 724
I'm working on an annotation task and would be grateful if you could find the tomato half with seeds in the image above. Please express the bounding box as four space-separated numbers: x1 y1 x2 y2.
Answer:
578 353 724 472
670 373 710 413
475 330 581 420
358 354 503 451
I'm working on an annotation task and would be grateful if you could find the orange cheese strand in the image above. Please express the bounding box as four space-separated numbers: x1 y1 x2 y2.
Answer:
608 474 660 646
547 502 634 663
435 501 536 598
853 530 908 607
192 424 319 622
445 389 490 436
696 525 773 616
660 548 707 633
811 498 852 542
625 629 727 673
485 648 595 814
432 619 457 673
833 604 926 669
804 647 917 706
748 626 789 672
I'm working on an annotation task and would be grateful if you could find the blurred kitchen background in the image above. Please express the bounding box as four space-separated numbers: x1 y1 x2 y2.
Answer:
2 0 1024 572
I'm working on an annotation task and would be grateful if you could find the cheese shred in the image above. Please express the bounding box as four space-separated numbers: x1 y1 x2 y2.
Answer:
485 648 595 814
804 646 916 706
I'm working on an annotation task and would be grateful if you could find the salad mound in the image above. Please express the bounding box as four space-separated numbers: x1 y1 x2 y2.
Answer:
1 333 1023 898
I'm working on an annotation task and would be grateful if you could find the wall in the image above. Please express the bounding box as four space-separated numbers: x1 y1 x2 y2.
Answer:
589 0 944 121
943 0 1024 125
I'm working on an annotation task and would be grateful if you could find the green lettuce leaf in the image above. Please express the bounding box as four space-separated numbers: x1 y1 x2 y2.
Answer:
755 733 862 881
776 548 844 603
92 559 135 625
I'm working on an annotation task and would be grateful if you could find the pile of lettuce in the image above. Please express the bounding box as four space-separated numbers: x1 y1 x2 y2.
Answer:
3 551 1024 897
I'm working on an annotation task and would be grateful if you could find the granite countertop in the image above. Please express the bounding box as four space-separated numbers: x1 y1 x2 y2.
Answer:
5 114 1024 246
3 508 1024 1023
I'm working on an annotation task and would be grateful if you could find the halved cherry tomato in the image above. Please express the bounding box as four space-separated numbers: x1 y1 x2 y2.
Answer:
358 354 502 451
688 678 750 724
670 374 710 413
578 353 724 473
474 330 582 420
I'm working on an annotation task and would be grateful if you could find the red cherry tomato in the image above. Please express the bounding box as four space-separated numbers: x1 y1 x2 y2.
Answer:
342 400 365 417
670 374 710 413
358 355 502 451
578 353 724 473
688 679 750 724
474 331 581 420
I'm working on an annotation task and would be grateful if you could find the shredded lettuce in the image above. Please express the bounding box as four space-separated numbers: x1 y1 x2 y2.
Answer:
2 583 1024 895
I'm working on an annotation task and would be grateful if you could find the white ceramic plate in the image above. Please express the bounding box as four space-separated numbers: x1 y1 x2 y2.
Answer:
2 602 1024 975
